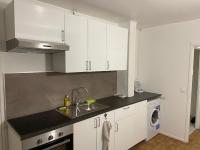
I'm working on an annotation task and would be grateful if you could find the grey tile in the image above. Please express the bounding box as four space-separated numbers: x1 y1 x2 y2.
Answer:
5 72 117 119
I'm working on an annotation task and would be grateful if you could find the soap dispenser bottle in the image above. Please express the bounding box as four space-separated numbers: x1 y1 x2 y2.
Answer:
64 95 71 107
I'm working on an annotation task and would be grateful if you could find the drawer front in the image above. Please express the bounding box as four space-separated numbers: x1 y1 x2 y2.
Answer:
115 104 135 121
115 100 147 121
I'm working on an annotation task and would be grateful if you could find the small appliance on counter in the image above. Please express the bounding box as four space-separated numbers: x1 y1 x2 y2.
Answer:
134 80 144 93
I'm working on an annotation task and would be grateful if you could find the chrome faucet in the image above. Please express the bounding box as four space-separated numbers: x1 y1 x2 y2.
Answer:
70 87 89 115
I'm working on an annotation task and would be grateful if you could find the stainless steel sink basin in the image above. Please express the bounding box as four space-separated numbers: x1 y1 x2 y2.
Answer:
56 103 109 119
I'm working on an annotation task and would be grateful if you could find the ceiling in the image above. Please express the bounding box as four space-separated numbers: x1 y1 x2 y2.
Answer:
74 0 200 28
1 0 200 28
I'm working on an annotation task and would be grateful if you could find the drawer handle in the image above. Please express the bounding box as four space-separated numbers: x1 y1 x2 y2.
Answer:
42 45 52 48
123 106 130 110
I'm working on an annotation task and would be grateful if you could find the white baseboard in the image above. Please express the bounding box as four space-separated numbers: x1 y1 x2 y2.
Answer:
159 131 188 143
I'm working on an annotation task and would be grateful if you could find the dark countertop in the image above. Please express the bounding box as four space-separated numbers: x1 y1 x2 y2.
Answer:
8 92 161 140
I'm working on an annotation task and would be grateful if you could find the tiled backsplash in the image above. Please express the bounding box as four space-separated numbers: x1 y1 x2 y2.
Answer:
5 72 117 119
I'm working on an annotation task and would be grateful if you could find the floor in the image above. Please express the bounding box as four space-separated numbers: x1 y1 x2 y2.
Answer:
190 123 195 135
130 130 200 150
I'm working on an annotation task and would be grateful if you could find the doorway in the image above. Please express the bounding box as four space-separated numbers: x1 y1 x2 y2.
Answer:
189 49 200 134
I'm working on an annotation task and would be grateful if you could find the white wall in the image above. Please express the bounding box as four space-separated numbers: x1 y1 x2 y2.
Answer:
0 4 6 52
0 52 52 150
138 18 200 142
0 1 131 149
0 55 3 150
117 21 139 97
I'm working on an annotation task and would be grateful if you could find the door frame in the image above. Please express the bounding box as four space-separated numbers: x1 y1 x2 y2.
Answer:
186 42 200 142
195 53 200 129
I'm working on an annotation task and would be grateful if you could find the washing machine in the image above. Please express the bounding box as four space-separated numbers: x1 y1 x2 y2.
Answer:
147 98 160 141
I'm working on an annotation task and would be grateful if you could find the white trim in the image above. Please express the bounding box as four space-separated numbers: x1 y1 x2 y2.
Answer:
0 54 7 150
195 53 200 129
4 71 53 74
160 131 187 143
185 42 200 143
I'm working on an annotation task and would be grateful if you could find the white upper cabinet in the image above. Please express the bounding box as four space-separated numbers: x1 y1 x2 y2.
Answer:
7 0 65 43
64 13 88 72
87 19 107 72
107 25 128 71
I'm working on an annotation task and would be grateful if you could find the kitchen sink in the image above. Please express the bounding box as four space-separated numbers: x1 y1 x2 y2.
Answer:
56 103 109 119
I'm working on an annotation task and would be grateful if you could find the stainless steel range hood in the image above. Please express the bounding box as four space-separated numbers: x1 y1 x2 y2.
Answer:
6 38 70 53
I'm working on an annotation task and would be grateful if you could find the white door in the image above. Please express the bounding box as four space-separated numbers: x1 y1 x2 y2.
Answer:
88 19 107 71
65 13 88 72
14 0 65 43
97 111 115 150
107 25 128 71
73 116 97 150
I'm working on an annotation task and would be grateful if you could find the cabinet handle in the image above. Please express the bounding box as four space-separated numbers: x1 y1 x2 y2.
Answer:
123 106 130 110
97 117 100 127
94 118 97 128
89 61 92 70
115 123 118 132
86 61 89 71
61 30 65 42
107 61 110 70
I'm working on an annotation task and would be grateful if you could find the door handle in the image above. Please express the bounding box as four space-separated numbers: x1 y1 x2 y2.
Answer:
115 123 118 132
97 117 100 127
86 61 89 71
89 61 92 70
61 30 65 42
107 61 110 70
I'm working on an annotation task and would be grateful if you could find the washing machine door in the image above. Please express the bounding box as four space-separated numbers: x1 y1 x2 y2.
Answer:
150 109 159 127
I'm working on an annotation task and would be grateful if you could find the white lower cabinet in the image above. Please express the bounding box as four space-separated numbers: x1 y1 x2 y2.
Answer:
73 116 97 150
73 101 147 150
97 112 115 150
115 101 147 150
73 111 115 150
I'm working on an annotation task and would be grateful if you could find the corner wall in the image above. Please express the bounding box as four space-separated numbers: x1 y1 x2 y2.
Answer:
138 18 200 141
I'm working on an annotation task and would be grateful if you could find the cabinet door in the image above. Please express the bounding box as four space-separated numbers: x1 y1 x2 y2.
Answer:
114 101 147 150
73 117 97 150
107 25 128 71
131 101 147 146
65 13 88 72
115 106 135 150
88 19 107 71
14 0 65 43
115 116 134 150
97 111 115 150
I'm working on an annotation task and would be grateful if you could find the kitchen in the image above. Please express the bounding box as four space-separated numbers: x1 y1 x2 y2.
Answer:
1 0 200 150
